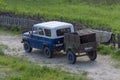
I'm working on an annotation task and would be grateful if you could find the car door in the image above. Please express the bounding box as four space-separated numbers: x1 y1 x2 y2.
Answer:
29 27 44 49
35 27 44 49
29 27 39 48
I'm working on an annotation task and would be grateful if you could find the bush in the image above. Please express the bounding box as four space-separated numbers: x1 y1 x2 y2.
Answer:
0 26 21 35
11 26 21 32
98 44 113 55
0 48 4 56
112 49 120 60
0 44 8 56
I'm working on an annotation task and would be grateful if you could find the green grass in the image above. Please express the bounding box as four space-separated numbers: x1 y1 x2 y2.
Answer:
98 44 120 60
0 48 5 56
0 27 21 35
98 44 120 68
0 0 120 33
0 44 87 80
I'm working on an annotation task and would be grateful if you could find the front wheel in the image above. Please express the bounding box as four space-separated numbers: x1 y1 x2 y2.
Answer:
87 51 97 61
67 50 76 64
23 41 32 53
43 47 53 58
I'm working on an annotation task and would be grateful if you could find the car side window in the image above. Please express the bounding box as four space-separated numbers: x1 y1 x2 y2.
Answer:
33 27 38 34
44 29 51 37
38 28 44 35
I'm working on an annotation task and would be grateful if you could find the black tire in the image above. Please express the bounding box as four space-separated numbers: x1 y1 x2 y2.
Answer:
43 47 53 58
87 51 97 61
67 50 76 64
23 41 32 53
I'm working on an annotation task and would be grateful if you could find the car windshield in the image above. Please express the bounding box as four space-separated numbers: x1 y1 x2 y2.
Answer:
57 28 71 36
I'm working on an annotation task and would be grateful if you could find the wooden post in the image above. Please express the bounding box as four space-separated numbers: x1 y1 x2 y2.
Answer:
118 34 120 48
111 33 116 49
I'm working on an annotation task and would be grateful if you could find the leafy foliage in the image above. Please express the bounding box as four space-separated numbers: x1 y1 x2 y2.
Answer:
0 44 6 56
0 48 4 56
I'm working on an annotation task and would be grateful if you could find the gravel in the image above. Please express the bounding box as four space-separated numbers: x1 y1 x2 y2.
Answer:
0 34 120 80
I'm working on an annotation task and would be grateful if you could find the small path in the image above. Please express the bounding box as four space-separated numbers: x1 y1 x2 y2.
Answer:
0 34 120 80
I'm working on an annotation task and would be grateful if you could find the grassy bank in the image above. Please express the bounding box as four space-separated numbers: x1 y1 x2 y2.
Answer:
0 0 120 33
0 44 87 80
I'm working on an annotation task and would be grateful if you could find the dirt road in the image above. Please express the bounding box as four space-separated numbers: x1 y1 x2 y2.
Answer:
0 34 120 80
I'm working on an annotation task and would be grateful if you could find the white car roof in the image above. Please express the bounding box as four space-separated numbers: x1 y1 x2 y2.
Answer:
34 21 73 29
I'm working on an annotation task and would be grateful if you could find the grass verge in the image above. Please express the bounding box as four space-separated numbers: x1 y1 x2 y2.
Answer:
0 46 5 56
0 27 21 35
98 44 120 60
98 44 120 67
0 44 87 80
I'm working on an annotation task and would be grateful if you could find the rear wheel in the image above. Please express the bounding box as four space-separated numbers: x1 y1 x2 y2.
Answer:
87 51 97 61
67 50 76 64
43 47 53 58
23 41 32 53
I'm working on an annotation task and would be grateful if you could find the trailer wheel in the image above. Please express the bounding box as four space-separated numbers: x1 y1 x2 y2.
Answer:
44 47 53 58
67 50 76 64
24 41 32 53
88 51 97 61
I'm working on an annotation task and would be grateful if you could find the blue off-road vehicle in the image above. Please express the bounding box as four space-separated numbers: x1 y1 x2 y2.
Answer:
21 21 74 58
22 21 97 64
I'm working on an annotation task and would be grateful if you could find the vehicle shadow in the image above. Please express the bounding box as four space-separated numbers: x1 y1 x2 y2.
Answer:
25 49 98 70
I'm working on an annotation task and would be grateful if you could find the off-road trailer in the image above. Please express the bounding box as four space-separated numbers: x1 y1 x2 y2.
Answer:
64 29 97 64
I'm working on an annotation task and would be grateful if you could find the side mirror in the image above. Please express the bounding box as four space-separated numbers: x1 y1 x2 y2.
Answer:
29 31 32 37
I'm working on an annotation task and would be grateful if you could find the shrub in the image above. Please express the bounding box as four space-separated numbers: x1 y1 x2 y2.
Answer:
112 49 120 60
0 44 8 56
0 48 4 56
98 44 113 55
11 26 21 32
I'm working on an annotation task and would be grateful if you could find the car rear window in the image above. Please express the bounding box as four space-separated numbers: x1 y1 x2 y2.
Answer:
44 29 51 37
57 28 71 36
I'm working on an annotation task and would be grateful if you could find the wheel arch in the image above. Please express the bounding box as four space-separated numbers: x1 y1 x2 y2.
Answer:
43 43 48 48
66 47 73 54
22 38 30 43
67 49 76 64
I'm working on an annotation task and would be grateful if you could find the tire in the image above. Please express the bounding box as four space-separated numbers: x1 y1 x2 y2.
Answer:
23 41 32 53
67 50 76 64
87 51 97 61
43 47 53 58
